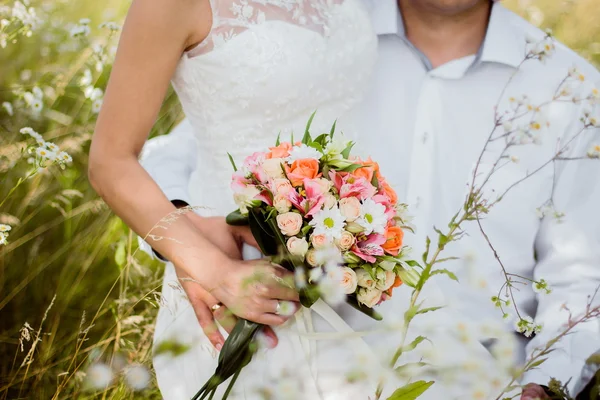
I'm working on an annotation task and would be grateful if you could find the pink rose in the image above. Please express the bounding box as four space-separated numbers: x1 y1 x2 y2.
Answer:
304 177 332 196
340 267 358 294
287 237 309 258
311 233 331 250
335 231 355 251
272 179 294 196
357 287 383 308
339 197 361 222
273 193 292 213
276 212 303 236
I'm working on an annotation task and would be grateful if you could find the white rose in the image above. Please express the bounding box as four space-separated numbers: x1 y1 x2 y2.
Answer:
357 287 383 308
262 158 285 179
276 212 303 236
322 193 337 209
273 193 292 213
339 267 358 294
375 270 396 291
355 269 376 289
339 197 361 222
334 231 355 251
233 185 261 214
311 233 331 250
287 237 309 258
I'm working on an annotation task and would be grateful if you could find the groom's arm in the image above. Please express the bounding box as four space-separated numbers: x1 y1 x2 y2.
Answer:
522 95 600 396
138 118 197 260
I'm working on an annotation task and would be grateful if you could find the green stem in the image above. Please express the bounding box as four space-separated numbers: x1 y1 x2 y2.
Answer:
0 169 38 209
222 368 242 399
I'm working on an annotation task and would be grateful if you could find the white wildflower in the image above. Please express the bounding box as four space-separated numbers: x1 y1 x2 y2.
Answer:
45 142 59 152
286 144 322 163
84 87 103 101
2 102 13 116
84 363 113 390
35 146 56 161
0 224 11 232
502 121 512 132
99 21 120 31
79 69 92 87
514 316 536 337
587 144 600 159
510 155 519 163
30 98 43 113
309 207 346 241
124 364 151 391
0 232 8 245
355 198 387 235
91 98 103 113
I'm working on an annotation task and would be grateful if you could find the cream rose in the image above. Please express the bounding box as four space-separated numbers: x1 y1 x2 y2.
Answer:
287 237 309 258
356 269 376 289
306 249 319 267
311 233 331 250
357 287 383 308
262 158 286 179
339 267 358 294
273 193 292 213
276 212 303 236
273 178 294 196
375 270 396 291
322 193 337 209
233 185 261 214
335 231 355 251
339 197 361 222
313 177 332 194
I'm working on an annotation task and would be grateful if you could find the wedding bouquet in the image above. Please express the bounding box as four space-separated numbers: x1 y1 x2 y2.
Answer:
193 115 417 399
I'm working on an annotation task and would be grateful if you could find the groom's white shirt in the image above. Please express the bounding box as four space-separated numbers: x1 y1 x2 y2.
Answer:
140 0 600 393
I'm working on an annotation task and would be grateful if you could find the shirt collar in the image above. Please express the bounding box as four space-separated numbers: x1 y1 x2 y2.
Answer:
369 0 526 69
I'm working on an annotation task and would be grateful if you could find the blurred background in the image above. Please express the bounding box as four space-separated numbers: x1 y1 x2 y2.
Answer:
0 0 598 398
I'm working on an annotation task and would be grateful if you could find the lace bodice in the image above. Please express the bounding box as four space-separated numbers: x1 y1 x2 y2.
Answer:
172 0 377 211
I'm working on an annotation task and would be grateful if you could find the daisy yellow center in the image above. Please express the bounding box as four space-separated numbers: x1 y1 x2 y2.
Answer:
324 217 335 228
365 214 373 224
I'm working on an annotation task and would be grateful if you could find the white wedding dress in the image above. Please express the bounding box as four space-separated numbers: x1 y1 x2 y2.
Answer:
151 1 507 399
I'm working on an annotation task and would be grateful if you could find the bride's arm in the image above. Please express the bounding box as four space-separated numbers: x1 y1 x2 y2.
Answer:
89 0 298 327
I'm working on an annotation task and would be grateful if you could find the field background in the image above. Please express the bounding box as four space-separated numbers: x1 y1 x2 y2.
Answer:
0 0 599 398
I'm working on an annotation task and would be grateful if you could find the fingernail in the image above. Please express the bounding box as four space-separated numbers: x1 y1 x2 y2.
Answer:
215 343 222 351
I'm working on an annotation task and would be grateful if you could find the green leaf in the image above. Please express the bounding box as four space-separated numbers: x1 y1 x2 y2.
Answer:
153 340 192 357
415 306 443 315
248 209 277 256
371 174 379 188
301 224 312 237
361 263 377 280
225 209 249 226
431 269 459 282
302 111 317 144
329 119 337 138
387 380 434 400
115 241 126 267
313 133 329 146
300 286 320 308
422 236 431 264
395 362 429 375
339 163 363 173
528 357 548 369
341 141 355 159
275 132 281 146
227 153 238 172
403 335 429 352
308 141 324 153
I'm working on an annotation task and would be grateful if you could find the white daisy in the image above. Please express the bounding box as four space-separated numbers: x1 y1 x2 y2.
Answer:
0 224 11 232
309 207 346 241
0 232 8 245
355 199 387 235
45 142 59 152
58 151 72 164
35 146 56 160
286 144 322 163
92 98 103 113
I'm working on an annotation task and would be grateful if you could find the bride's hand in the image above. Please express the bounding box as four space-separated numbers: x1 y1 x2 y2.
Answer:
210 259 300 326
178 214 283 350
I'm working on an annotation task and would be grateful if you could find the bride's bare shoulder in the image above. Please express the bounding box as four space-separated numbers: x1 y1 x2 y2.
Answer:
125 0 212 52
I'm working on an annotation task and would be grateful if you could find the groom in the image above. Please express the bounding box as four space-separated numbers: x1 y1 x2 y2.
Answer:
140 0 600 398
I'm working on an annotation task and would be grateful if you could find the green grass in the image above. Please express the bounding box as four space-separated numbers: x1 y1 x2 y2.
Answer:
0 0 598 398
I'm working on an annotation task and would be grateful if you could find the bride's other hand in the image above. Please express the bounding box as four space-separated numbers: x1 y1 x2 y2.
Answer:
208 259 300 326
180 214 281 350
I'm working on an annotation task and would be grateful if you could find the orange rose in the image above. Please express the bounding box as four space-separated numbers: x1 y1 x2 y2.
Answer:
380 181 398 205
382 225 404 256
267 142 292 159
351 157 376 182
286 158 320 187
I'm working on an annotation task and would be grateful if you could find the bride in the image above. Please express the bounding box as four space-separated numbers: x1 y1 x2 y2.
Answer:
88 0 488 399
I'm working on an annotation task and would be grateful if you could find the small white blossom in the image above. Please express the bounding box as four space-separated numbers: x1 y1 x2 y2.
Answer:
124 364 151 391
2 102 13 116
92 98 103 113
510 155 519 163
79 69 92 87
45 142 59 152
0 232 8 245
0 224 11 232
587 144 600 159
99 21 120 31
286 144 322 162
514 316 536 337
35 146 56 160
57 151 73 164
84 363 113 390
